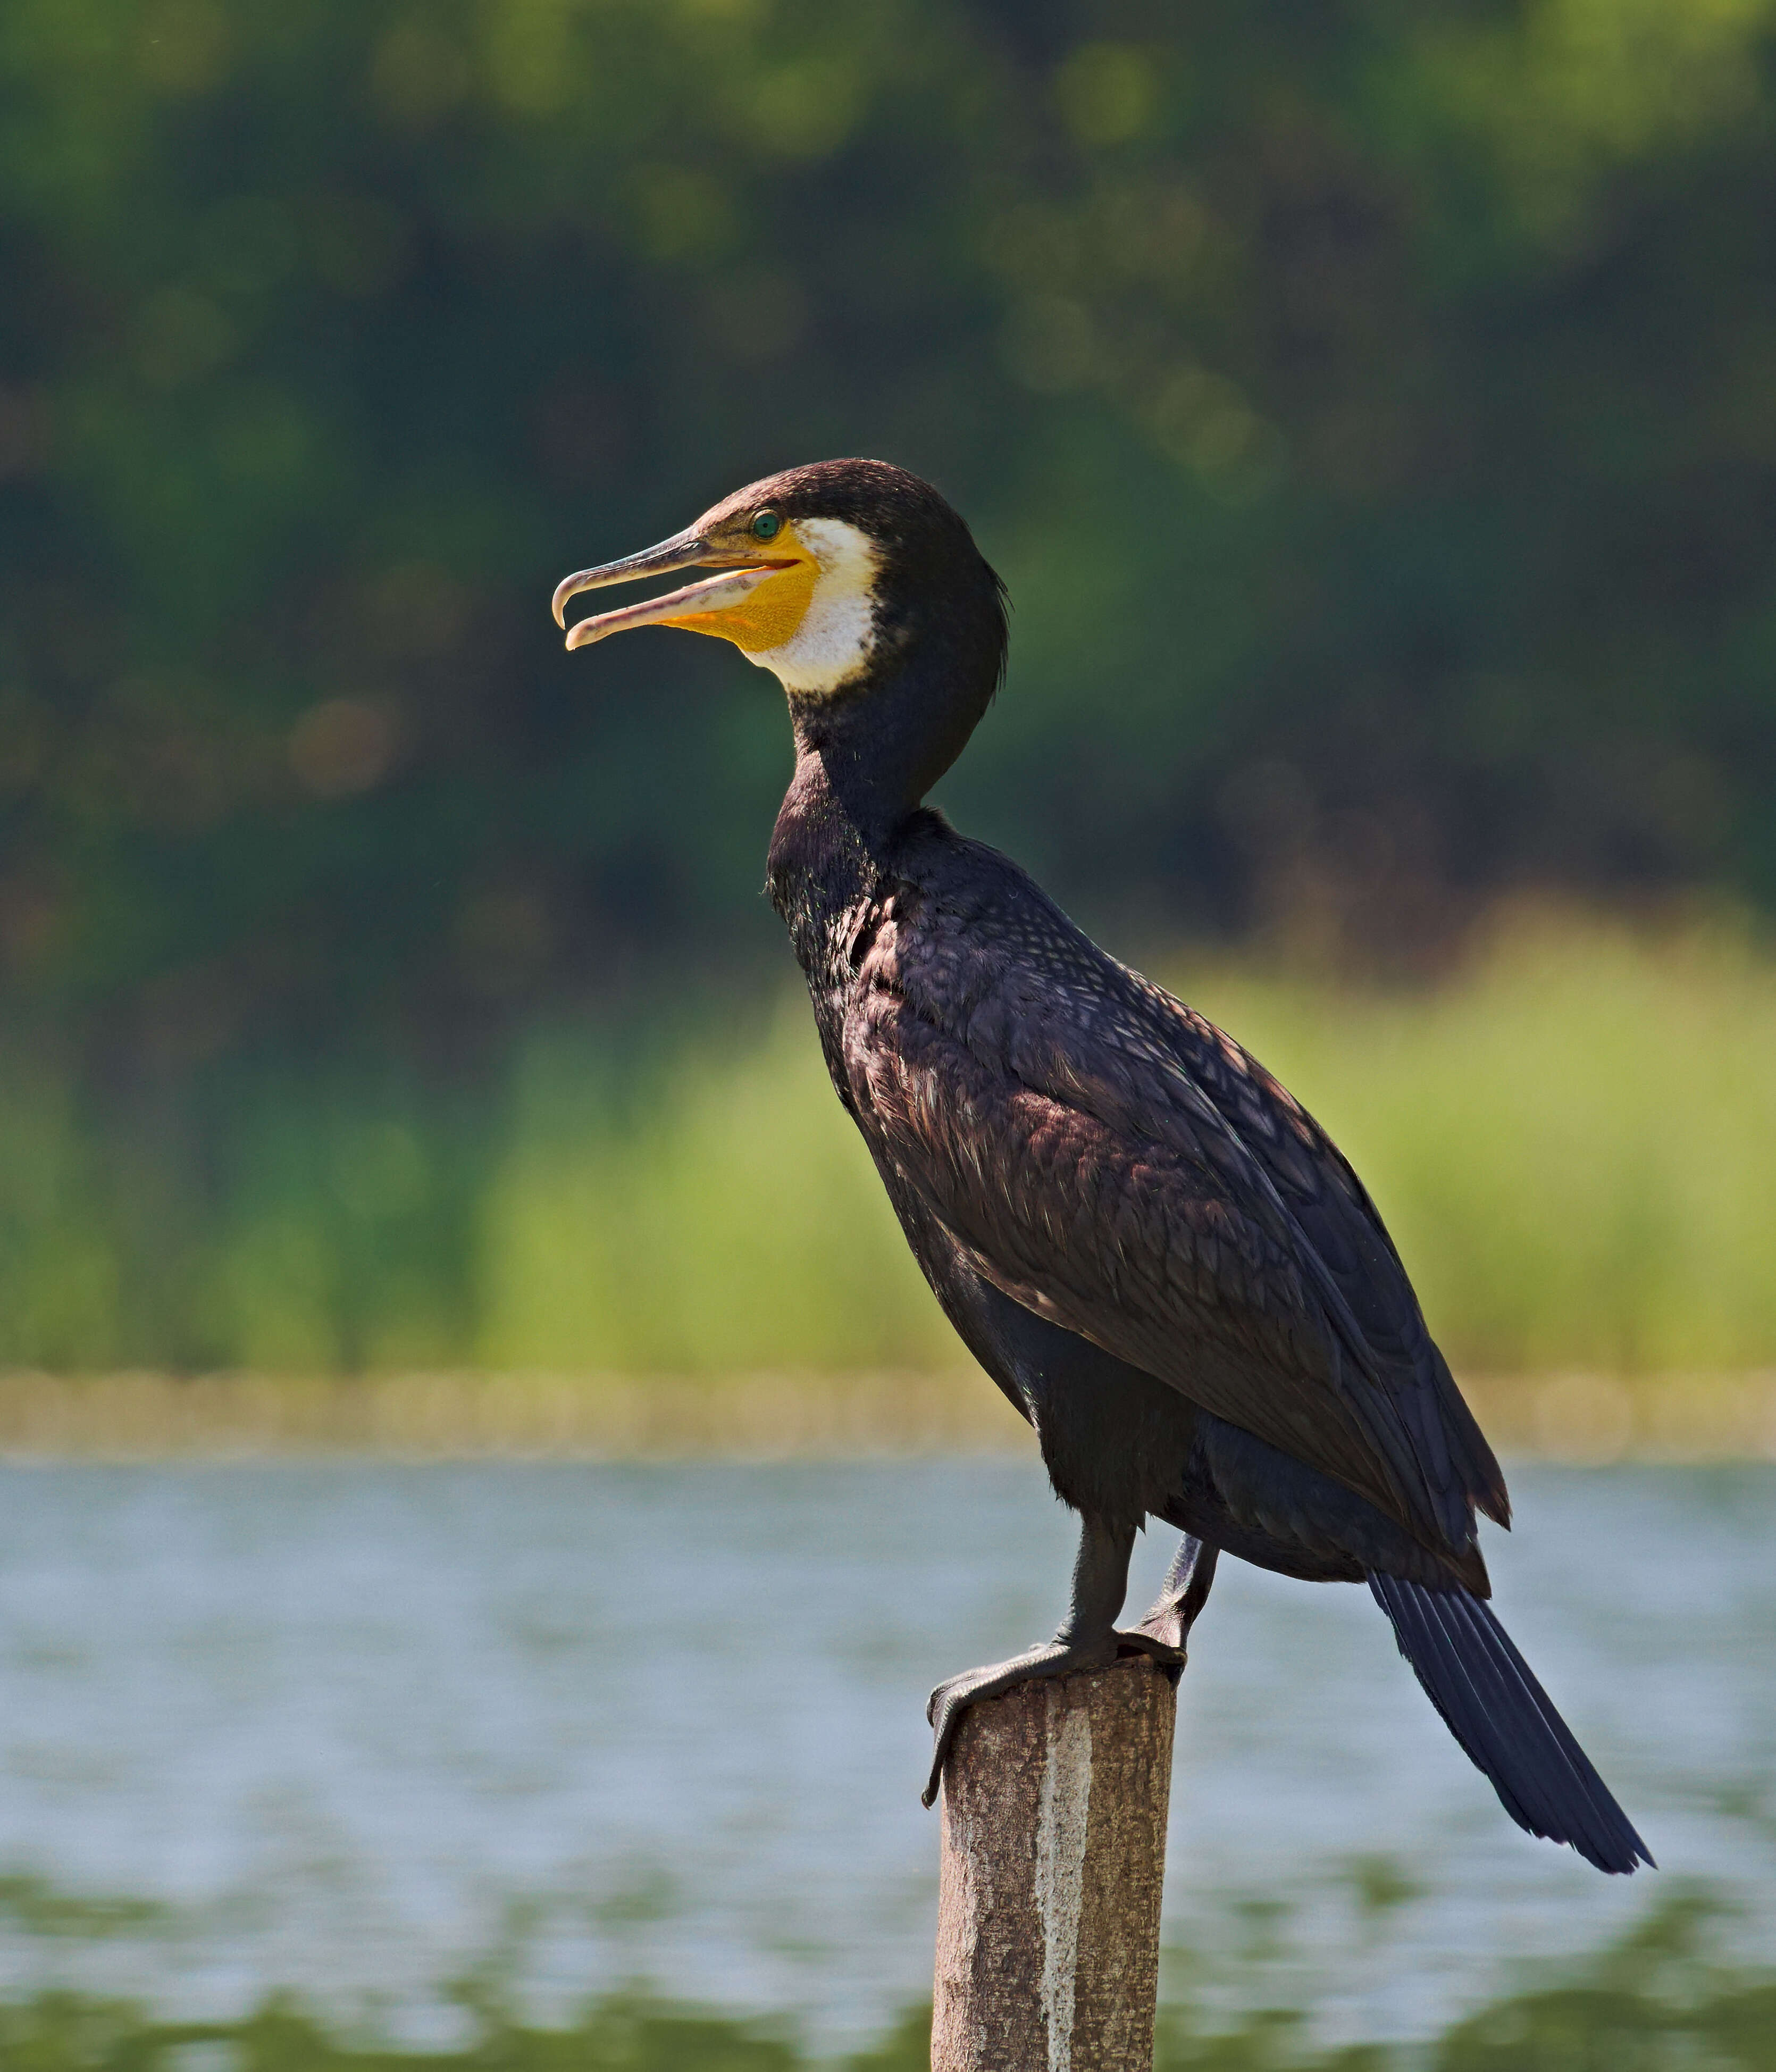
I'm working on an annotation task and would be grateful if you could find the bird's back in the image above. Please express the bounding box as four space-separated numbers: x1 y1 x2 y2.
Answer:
810 808 1506 1564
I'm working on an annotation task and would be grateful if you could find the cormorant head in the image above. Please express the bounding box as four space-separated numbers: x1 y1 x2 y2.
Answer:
552 458 1007 817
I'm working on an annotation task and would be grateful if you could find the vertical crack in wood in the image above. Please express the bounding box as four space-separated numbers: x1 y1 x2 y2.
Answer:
1036 1684 1093 2071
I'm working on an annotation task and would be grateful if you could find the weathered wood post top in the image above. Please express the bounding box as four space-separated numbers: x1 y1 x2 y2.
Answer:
931 1537 1216 2072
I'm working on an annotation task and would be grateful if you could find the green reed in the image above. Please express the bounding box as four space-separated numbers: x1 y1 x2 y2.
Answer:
3 909 1774 1388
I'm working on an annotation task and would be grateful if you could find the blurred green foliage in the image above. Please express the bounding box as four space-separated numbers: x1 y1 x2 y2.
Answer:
0 1893 1768 2070
1167 906 1776 1376
5 907 1775 1373
6 0 1776 1067
7 2 1776 1373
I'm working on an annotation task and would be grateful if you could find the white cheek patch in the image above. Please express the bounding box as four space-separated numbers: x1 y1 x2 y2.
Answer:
747 516 881 696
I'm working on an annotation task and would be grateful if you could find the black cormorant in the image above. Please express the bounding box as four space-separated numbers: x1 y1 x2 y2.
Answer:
551 458 1650 1875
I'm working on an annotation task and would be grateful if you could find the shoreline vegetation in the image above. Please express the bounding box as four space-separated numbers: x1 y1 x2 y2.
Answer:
0 1367 1769 1461
6 907 1776 1392
0 1890 1766 2070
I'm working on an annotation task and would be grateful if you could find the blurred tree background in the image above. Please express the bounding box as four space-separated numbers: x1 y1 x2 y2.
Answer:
3 0 1776 1376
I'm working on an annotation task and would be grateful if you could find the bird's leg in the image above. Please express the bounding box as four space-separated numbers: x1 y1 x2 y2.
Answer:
922 1513 1184 1808
1135 1533 1219 1682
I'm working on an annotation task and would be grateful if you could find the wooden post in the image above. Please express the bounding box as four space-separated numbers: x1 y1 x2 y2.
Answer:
931 1539 1214 2072
932 1658 1176 2070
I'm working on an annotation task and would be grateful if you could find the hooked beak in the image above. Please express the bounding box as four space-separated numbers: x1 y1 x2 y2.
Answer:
551 529 793 650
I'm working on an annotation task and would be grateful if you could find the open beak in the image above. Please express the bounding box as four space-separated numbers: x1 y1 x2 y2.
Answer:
551 529 793 650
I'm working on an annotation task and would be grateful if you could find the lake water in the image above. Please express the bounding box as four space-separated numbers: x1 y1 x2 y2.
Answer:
0 1459 1767 2052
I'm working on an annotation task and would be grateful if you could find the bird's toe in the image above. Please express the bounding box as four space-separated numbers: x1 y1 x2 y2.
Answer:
920 1636 1124 1807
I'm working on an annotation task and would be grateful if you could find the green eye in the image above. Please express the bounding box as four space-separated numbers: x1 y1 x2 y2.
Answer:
751 511 782 541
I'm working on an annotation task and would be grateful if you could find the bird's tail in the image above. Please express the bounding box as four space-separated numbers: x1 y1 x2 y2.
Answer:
1368 1572 1653 1875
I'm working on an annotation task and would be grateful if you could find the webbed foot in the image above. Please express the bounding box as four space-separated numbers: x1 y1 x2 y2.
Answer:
921 1626 1183 1808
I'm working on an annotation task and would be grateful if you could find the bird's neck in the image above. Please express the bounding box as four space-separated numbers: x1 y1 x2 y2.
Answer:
766 750 899 979
784 626 993 831
767 634 995 970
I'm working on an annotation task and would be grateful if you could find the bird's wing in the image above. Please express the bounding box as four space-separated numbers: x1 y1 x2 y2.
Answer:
845 875 1504 1550
1112 963 1509 1539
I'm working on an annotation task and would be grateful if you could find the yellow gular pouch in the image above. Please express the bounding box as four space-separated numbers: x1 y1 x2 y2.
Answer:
686 517 883 698
673 547 818 654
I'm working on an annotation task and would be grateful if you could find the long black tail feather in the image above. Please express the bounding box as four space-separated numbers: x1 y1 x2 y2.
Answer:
1369 1572 1653 1876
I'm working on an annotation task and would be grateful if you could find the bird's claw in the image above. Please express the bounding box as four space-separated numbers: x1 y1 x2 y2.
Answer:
920 1627 1184 1808
1136 1535 1220 1678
